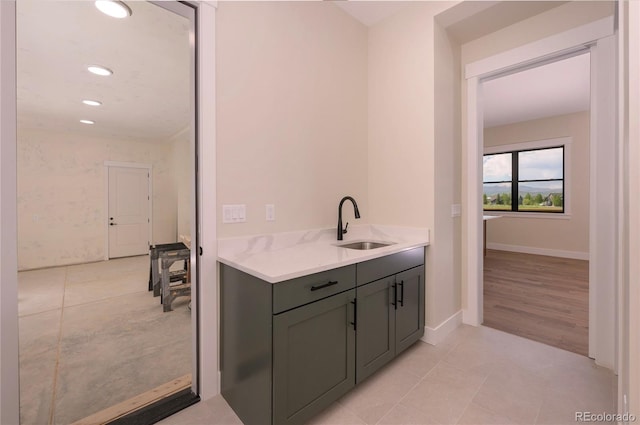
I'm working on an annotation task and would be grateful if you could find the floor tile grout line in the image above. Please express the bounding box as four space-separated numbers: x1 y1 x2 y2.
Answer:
347 334 480 425
48 266 69 425
532 399 544 425
372 376 424 425
372 354 447 425
333 344 442 425
454 402 474 425
19 306 65 319
62 288 152 310
453 370 493 425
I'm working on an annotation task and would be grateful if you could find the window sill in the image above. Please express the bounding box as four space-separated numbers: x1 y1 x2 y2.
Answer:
482 211 572 220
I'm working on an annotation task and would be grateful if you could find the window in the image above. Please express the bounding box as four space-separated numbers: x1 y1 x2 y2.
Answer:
483 145 564 213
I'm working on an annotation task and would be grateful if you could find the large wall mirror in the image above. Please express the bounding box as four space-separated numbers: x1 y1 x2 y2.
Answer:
16 1 198 423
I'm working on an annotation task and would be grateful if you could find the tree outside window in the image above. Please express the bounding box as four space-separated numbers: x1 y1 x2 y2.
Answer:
483 146 564 213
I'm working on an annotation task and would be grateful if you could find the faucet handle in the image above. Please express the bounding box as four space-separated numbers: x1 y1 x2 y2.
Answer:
343 222 349 234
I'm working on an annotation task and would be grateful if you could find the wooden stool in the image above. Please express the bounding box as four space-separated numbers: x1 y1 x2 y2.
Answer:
160 248 191 312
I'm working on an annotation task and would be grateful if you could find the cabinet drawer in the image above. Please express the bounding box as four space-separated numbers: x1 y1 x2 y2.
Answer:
273 265 356 314
356 247 424 286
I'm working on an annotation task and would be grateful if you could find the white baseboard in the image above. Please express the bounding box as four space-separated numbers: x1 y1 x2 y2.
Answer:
421 310 463 346
487 242 589 260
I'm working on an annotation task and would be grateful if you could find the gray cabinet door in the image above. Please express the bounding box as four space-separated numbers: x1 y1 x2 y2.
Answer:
273 289 356 425
395 266 425 355
355 277 395 384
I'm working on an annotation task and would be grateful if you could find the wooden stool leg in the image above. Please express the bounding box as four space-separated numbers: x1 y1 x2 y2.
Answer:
161 259 174 312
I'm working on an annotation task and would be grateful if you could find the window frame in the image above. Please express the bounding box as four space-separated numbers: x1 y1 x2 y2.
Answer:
483 137 572 218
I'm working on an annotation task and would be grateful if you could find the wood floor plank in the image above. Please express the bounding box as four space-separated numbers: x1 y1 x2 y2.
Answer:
483 250 589 356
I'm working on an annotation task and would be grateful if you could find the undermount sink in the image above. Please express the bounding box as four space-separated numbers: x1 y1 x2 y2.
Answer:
338 241 395 250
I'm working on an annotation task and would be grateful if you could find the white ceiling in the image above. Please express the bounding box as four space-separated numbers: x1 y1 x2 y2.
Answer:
17 0 190 142
17 1 589 140
482 53 591 128
333 1 409 27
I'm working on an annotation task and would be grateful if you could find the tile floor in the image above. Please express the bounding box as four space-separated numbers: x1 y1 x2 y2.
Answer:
160 325 617 425
18 255 192 425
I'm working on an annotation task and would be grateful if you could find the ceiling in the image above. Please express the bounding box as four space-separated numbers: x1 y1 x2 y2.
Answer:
17 1 588 141
333 1 410 27
17 0 190 142
482 53 591 128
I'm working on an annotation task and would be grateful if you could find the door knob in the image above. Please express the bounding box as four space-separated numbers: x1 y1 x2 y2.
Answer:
110 222 117 226
110 217 114 220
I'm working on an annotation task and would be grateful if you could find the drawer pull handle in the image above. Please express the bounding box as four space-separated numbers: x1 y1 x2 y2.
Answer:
399 280 405 307
310 281 338 291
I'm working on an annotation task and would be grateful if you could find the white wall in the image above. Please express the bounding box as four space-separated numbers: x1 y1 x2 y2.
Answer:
367 1 458 329
170 129 191 240
216 2 368 238
433 20 462 327
216 1 460 331
484 111 590 257
17 128 178 270
367 3 435 228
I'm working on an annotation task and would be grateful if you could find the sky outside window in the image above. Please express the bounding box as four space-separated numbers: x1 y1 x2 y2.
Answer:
483 153 511 182
519 147 563 181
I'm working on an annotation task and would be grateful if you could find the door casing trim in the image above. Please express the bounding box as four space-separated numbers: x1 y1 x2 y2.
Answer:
463 16 618 370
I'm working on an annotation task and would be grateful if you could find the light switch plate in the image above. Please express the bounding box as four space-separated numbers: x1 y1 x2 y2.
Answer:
266 204 275 221
451 204 461 217
222 204 246 223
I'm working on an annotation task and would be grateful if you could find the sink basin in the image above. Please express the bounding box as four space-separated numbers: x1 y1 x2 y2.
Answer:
338 241 395 250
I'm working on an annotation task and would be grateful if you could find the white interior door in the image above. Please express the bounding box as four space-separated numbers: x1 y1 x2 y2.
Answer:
108 166 150 259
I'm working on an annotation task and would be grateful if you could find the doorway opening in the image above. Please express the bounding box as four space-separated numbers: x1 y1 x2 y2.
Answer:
15 1 198 423
480 53 591 356
464 17 618 370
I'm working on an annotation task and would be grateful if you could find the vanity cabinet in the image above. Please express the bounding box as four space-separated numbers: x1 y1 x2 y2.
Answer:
220 247 424 425
273 289 356 424
221 264 357 425
355 251 425 383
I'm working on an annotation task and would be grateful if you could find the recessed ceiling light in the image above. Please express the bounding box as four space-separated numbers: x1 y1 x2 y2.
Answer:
80 120 95 125
95 1 132 19
82 100 102 107
87 65 113 76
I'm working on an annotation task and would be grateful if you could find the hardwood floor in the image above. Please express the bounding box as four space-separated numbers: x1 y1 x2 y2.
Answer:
483 249 589 356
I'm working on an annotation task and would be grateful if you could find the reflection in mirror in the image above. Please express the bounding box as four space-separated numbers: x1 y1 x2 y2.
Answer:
16 1 194 423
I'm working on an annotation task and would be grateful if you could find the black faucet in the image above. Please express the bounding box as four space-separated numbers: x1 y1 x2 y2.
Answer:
337 196 361 240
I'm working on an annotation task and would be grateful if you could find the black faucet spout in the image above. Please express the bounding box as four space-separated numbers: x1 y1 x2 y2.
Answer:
337 196 361 240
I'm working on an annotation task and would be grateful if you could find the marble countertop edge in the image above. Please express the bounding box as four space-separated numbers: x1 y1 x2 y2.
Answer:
217 224 430 284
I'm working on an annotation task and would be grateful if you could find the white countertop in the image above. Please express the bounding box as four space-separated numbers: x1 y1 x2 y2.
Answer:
483 215 502 221
217 224 430 283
